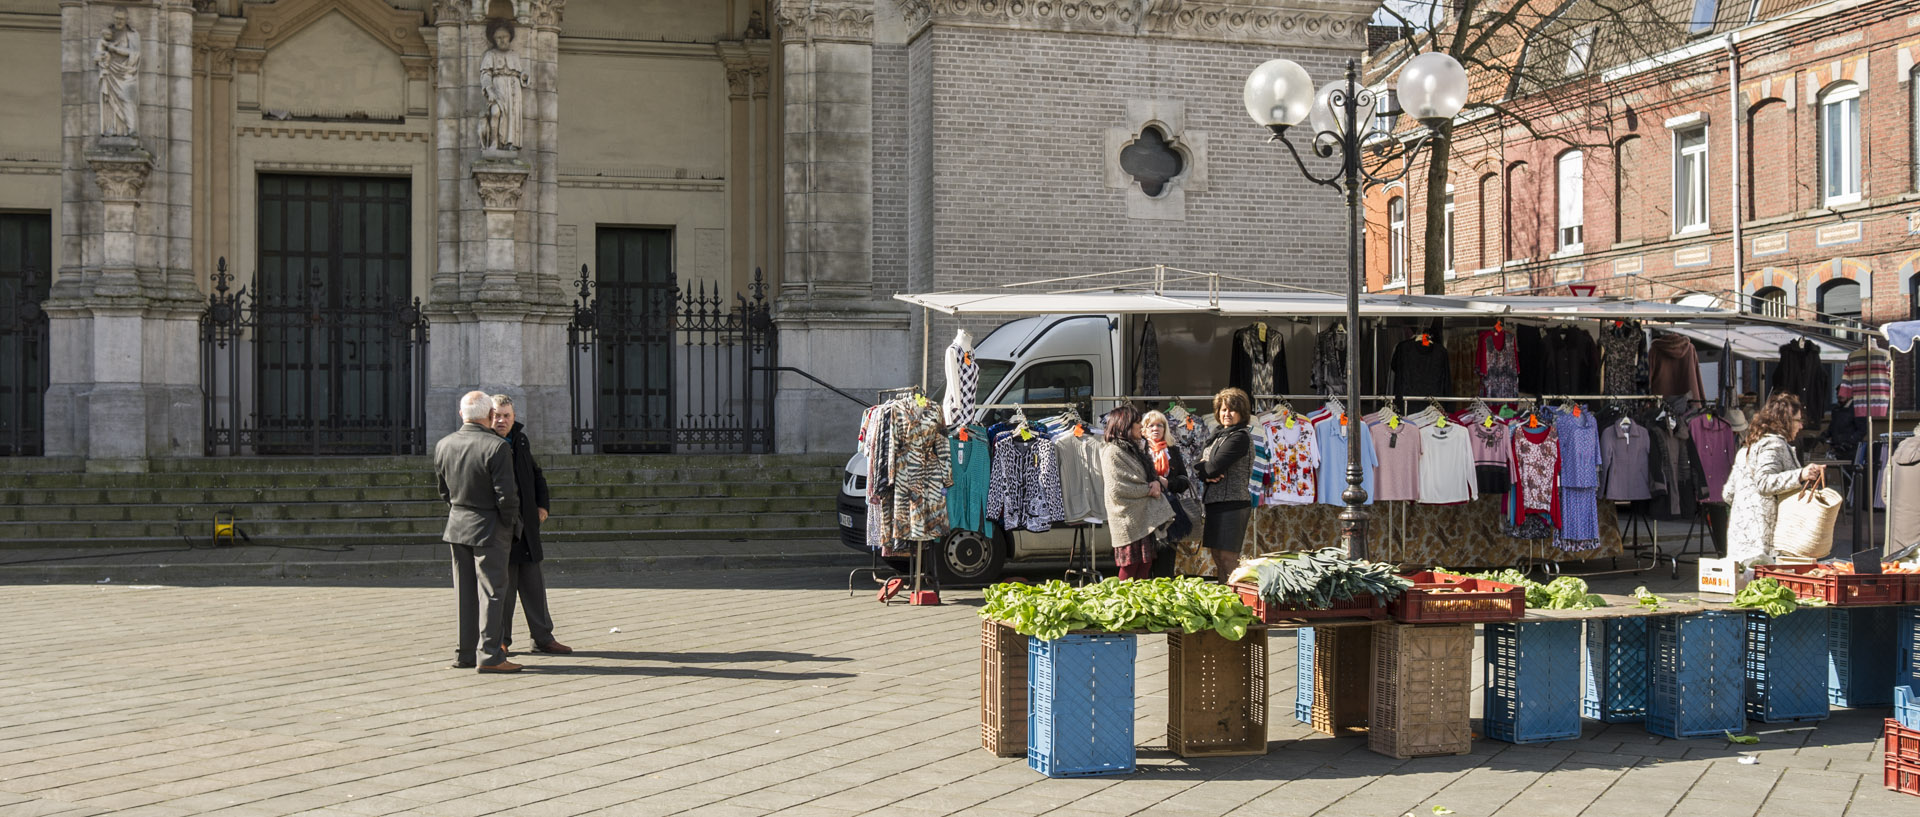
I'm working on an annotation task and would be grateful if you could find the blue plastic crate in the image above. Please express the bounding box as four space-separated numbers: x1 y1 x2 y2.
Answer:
1028 634 1137 778
1583 618 1648 723
1898 686 1920 730
1828 607 1899 708
1485 620 1583 744
1647 612 1747 739
1743 609 1830 723
1294 627 1315 724
1899 606 1919 691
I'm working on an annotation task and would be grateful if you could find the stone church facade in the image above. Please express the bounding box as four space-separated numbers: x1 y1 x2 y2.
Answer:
0 0 1368 468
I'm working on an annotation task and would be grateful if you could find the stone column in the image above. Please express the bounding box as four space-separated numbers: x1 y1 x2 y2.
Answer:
772 0 909 453
45 0 202 470
424 0 571 455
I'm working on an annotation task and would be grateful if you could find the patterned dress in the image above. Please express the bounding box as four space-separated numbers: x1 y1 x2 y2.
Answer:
1509 422 1560 539
1552 407 1601 551
1312 328 1347 396
1478 330 1519 398
1601 323 1647 396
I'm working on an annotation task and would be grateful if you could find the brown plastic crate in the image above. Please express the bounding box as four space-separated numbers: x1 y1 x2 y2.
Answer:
1754 564 1907 606
1233 582 1388 623
1369 622 1475 759
1167 629 1269 757
1311 624 1377 736
1889 756 1920 797
1892 719 1920 765
981 619 1027 757
1389 572 1526 624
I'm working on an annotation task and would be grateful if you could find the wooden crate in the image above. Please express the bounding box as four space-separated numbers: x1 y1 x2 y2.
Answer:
1167 628 1269 757
1311 624 1377 736
980 619 1027 757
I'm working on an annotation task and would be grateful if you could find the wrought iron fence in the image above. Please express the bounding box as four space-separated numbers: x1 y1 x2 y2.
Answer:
201 258 430 455
567 265 776 454
0 266 48 456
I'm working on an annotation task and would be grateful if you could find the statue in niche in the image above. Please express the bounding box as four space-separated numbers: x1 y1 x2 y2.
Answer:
95 8 141 137
479 19 527 151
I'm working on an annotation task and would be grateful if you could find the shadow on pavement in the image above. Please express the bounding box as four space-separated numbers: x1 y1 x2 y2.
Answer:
571 650 851 664
522 663 855 680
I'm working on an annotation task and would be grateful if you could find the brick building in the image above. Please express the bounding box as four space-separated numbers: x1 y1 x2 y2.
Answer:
1363 0 1920 403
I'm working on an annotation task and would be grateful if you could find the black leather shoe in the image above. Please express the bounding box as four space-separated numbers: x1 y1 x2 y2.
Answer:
451 660 476 669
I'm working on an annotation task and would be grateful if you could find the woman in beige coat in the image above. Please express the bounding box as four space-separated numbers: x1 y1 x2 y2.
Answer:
1724 394 1823 563
1101 405 1174 579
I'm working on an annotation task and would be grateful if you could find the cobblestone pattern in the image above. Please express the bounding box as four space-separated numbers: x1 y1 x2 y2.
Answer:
0 567 1911 816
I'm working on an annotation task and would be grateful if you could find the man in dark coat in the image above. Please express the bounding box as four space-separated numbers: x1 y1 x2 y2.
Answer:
490 394 570 655
434 390 521 672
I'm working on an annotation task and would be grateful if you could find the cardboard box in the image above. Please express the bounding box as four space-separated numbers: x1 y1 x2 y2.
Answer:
1698 557 1751 597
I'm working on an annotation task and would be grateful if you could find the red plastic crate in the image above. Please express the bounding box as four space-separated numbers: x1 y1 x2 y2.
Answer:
1754 564 1907 606
1892 719 1920 765
1889 756 1920 797
1389 572 1526 624
1232 583 1387 623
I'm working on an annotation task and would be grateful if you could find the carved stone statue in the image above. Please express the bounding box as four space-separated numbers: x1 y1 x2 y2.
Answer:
479 20 528 151
95 9 141 137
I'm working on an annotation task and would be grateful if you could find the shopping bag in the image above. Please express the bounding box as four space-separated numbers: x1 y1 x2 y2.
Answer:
1773 473 1841 559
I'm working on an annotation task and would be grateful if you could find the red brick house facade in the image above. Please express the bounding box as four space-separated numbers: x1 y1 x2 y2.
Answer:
1365 0 1920 401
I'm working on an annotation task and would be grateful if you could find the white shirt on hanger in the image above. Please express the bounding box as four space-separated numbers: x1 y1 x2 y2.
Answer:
1417 423 1480 504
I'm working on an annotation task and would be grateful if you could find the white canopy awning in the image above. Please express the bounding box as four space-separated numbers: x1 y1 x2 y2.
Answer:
1661 323 1852 363
893 288 1751 322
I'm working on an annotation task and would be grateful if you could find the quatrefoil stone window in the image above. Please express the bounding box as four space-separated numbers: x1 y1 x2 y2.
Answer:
1120 125 1185 198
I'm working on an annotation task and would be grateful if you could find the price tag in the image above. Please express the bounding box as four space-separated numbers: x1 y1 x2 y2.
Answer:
1072 424 1085 438
1018 427 1032 441
1186 416 1195 430
957 427 970 442
1339 413 1349 426
963 352 973 366
1527 415 1540 429
1436 416 1448 428
914 394 928 408
1419 334 1431 347
1388 416 1400 430
1483 415 1495 428
1572 405 1582 418
1285 415 1296 429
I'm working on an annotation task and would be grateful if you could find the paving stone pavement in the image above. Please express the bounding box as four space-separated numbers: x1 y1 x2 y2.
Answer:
0 566 1913 817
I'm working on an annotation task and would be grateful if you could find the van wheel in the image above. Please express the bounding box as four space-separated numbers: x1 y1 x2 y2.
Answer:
938 529 1004 586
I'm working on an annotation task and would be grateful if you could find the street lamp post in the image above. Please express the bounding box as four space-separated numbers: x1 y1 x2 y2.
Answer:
1243 52 1467 560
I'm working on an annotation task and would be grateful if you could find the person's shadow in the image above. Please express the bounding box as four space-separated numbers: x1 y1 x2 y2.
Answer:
530 649 855 680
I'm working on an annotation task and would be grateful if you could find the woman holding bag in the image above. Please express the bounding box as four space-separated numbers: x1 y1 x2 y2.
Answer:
1101 404 1174 580
1724 394 1825 563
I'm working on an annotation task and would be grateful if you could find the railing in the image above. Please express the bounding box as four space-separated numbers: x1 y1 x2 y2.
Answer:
201 258 430 456
567 265 776 454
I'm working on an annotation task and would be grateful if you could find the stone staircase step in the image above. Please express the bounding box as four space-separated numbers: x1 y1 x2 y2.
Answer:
0 495 831 523
5 510 837 540
0 527 842 551
3 467 846 490
0 478 841 507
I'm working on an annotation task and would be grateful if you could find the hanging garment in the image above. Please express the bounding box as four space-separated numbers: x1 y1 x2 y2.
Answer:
1246 416 1276 506
1263 415 1319 505
1886 435 1920 548
1465 414 1512 496
1552 406 1603 549
1517 324 1549 395
1416 422 1478 504
1689 413 1738 502
1312 325 1349 397
1312 408 1377 506
1134 317 1161 398
1050 429 1107 524
1598 417 1653 501
1771 340 1829 426
1230 323 1288 408
1838 345 1891 418
984 430 1066 533
864 399 951 554
1390 334 1453 399
1545 326 1601 395
1646 333 1704 400
1601 322 1648 395
946 425 994 536
1477 329 1519 398
1367 415 1422 502
942 331 978 427
1510 422 1562 528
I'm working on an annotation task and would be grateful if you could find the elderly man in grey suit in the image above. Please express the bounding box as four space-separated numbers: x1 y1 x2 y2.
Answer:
435 390 523 673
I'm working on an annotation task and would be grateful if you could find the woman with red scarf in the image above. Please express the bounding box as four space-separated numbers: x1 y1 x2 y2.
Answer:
1100 405 1176 580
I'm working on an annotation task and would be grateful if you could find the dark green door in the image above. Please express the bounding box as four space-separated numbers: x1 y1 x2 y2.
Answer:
595 227 674 453
0 212 50 456
255 175 411 454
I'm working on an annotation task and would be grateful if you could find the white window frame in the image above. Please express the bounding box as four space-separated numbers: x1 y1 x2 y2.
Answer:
1566 28 1595 75
1556 151 1584 254
1387 196 1407 286
1673 126 1709 234
1443 185 1456 277
1821 82 1862 206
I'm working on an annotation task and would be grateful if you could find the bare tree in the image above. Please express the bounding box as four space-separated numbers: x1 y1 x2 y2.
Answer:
1372 0 1703 294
